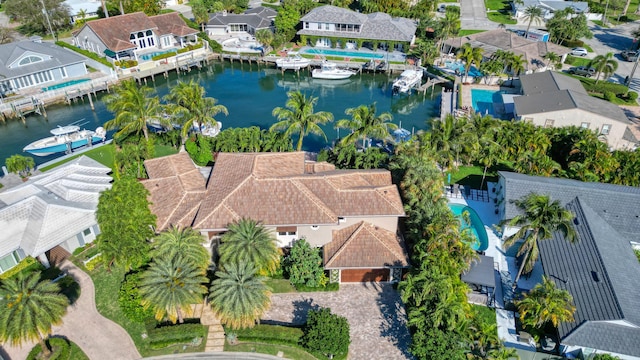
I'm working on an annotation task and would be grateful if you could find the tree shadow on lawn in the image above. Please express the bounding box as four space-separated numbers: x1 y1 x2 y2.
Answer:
376 283 413 359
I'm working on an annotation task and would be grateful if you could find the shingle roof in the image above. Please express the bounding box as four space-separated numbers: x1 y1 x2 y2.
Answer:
500 171 640 241
324 221 409 268
297 5 416 42
0 41 87 79
208 7 275 29
150 12 198 37
0 156 111 258
537 198 640 357
443 29 570 71
143 152 404 231
514 72 631 125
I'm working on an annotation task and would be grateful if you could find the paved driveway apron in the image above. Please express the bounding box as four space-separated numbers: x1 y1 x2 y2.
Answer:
262 283 413 360
461 0 497 30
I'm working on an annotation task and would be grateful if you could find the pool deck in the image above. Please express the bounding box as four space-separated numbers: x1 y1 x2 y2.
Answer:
462 84 520 117
448 185 545 353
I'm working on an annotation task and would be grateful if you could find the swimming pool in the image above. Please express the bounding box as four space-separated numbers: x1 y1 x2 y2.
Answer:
444 61 483 77
471 89 503 117
139 49 177 61
42 78 91 92
302 48 385 59
448 203 489 252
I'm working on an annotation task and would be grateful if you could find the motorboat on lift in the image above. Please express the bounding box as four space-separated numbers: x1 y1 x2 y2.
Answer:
275 53 311 70
392 69 423 94
312 61 356 80
23 125 106 156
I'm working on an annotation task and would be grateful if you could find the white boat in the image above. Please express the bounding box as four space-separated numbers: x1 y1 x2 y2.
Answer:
23 126 106 156
311 61 356 80
392 69 423 94
275 53 311 70
199 121 222 137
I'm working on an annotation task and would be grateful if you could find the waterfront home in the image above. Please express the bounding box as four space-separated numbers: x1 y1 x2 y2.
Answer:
514 71 638 150
72 12 199 62
297 5 416 51
0 156 112 274
497 171 640 360
512 0 589 20
141 151 409 283
64 0 101 24
0 38 88 95
443 29 571 73
206 7 276 37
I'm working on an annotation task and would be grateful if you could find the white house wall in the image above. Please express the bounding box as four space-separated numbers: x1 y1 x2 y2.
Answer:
74 27 109 56
296 216 399 248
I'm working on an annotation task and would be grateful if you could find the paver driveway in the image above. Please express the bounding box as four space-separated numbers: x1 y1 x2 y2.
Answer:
261 283 413 360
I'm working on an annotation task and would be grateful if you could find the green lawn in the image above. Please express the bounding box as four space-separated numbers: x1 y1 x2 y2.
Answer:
265 278 297 293
68 341 91 360
459 30 487 36
225 342 319 360
487 11 517 24
485 0 507 10
472 304 497 328
564 55 591 67
154 144 179 158
447 165 497 189
39 144 116 172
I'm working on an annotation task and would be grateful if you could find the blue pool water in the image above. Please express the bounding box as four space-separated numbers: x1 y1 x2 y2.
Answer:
303 48 384 59
139 49 177 61
445 61 483 77
448 203 489 252
471 89 505 117
42 78 90 92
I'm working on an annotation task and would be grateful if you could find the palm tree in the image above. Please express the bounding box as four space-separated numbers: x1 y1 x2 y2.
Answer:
218 218 280 275
516 276 575 328
270 91 334 151
502 193 577 288
437 10 461 53
456 43 484 80
209 260 271 329
164 80 228 145
151 226 210 270
255 29 274 51
139 255 208 324
523 6 544 39
508 54 526 78
104 80 164 141
589 52 618 83
0 272 69 357
336 102 397 148
543 52 560 69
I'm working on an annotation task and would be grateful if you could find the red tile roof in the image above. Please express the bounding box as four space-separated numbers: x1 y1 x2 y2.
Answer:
324 221 409 268
150 12 198 37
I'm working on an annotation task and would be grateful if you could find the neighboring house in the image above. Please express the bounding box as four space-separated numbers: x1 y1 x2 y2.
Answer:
514 71 638 150
512 0 589 20
0 39 88 94
206 7 277 37
443 29 571 73
297 5 416 51
0 156 112 273
141 151 409 283
72 12 199 61
64 0 101 23
497 171 640 360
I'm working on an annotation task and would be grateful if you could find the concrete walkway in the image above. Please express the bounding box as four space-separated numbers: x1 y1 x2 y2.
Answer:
461 0 499 30
3 261 141 360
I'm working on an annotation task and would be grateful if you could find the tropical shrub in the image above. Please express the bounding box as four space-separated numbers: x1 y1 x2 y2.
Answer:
114 59 138 68
119 271 155 323
148 323 207 349
151 51 177 61
5 154 35 177
84 255 102 271
0 256 43 280
628 91 638 101
185 135 214 166
26 337 71 360
283 239 327 288
604 91 616 102
301 308 350 359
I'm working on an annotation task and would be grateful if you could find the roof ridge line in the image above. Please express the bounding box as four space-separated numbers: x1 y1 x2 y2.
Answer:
375 185 405 214
325 222 365 268
290 179 337 220
194 175 252 228
365 222 404 260
160 191 189 230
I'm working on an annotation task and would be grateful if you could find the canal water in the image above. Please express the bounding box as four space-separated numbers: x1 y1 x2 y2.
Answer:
0 61 442 166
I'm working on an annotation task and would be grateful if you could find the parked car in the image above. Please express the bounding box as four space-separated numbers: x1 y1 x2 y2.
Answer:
621 50 639 62
568 66 596 77
571 47 588 57
438 3 459 12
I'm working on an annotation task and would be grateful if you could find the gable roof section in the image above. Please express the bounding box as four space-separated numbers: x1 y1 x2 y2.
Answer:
499 171 640 241
298 5 415 42
141 152 206 230
150 12 198 37
538 198 640 356
244 6 277 18
81 12 156 52
0 41 86 79
0 156 111 258
324 221 409 268
519 70 586 95
207 10 274 29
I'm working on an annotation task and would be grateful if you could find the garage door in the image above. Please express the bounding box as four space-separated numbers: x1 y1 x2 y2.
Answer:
341 268 389 282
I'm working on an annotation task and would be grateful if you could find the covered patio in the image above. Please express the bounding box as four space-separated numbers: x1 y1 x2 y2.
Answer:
462 254 497 306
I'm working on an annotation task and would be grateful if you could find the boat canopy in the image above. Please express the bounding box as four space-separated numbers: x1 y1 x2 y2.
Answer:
50 125 81 136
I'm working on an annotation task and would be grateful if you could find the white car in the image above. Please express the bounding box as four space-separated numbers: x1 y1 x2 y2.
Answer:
571 47 588 57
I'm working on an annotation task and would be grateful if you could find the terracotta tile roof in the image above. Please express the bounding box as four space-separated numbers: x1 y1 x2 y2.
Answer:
149 12 198 37
324 221 409 268
141 152 206 230
83 12 156 52
143 152 404 231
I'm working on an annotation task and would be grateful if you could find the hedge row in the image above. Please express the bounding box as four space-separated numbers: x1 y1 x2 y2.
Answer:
27 338 71 360
55 41 114 69
148 323 207 349
234 324 303 344
0 256 44 280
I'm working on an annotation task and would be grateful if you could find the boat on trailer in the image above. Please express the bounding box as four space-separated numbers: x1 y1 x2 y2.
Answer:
392 69 423 94
23 125 106 156
312 61 356 80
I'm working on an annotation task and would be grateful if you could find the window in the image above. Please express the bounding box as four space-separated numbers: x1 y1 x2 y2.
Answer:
162 36 171 47
305 22 309 29
544 119 555 127
278 232 287 236
601 124 611 135
287 231 296 236
130 33 136 40
311 225 319 230
338 217 346 223
83 228 92 236
580 122 590 129
0 251 20 273
18 55 43 66
146 30 153 36
60 67 67 78
324 23 329 30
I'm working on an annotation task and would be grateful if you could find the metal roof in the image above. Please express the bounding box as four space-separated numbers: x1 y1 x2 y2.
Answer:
461 255 496 288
